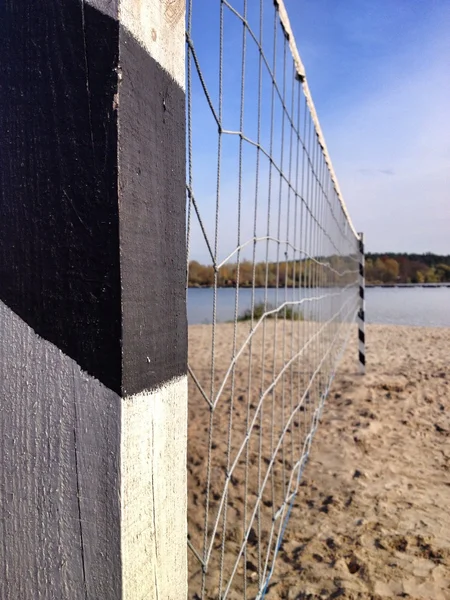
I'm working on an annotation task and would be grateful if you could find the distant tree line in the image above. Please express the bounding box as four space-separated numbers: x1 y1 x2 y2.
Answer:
366 253 450 284
188 253 450 287
188 255 357 288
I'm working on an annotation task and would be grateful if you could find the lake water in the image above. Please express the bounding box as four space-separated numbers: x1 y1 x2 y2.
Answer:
187 287 450 328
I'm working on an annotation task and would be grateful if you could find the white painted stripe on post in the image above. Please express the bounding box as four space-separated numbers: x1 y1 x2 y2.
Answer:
121 375 188 600
120 0 185 88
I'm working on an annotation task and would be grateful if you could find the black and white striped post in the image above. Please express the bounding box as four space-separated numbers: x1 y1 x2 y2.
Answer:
358 232 366 374
1 1 187 598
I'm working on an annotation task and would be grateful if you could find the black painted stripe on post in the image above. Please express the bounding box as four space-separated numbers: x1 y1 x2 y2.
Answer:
0 1 122 393
119 25 187 397
0 2 187 396
359 351 366 366
358 329 365 343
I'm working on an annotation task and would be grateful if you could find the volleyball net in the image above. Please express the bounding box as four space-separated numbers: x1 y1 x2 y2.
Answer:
185 1 361 597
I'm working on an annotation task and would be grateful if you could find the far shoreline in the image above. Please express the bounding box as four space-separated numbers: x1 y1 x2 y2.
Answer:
366 282 450 288
187 283 450 289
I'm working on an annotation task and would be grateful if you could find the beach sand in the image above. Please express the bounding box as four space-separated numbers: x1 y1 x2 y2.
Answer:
187 323 450 599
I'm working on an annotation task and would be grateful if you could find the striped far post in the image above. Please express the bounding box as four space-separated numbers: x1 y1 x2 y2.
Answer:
0 1 187 599
358 232 366 374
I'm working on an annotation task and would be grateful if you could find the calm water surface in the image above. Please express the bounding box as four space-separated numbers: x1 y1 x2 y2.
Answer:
187 287 450 328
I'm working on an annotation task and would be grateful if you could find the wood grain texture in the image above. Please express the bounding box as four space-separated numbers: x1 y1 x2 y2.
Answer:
0 301 121 600
0 0 187 397
0 1 187 597
0 0 122 393
120 0 185 87
121 377 188 600
118 25 187 397
0 303 188 599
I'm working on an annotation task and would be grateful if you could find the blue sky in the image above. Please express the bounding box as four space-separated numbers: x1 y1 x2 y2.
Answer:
286 0 450 255
187 1 450 261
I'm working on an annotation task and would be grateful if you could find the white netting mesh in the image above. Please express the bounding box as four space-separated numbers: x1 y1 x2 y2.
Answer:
186 1 360 597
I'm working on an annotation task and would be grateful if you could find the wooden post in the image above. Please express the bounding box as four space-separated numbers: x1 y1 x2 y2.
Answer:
0 1 187 598
358 232 366 374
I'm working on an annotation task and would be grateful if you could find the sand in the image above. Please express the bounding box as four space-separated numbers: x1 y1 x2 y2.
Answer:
187 323 450 600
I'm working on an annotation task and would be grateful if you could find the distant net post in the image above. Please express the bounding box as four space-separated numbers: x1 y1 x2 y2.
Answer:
358 233 366 374
0 1 187 598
